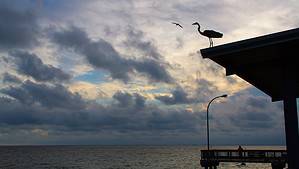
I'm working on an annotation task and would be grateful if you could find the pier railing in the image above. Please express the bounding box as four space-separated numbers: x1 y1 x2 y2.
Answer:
200 149 287 169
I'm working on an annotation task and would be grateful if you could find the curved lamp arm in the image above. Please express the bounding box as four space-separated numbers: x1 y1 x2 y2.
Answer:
207 94 228 112
206 94 228 152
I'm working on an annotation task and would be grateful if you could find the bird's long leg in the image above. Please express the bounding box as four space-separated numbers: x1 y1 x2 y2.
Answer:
211 39 214 47
209 38 212 47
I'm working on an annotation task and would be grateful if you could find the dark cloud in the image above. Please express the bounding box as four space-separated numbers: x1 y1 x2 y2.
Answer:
124 27 162 59
146 110 200 131
155 87 193 105
156 79 219 105
0 95 89 127
1 84 34 105
0 82 283 145
246 97 268 109
228 96 278 130
51 26 173 83
2 72 22 84
52 26 131 81
132 59 173 83
10 51 71 82
0 80 203 132
113 91 134 107
0 84 285 145
1 80 85 109
134 93 146 109
113 91 146 109
0 97 40 125
229 111 274 129
0 4 39 50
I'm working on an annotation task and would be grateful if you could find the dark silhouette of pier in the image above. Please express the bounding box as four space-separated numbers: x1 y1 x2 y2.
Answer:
200 149 287 169
201 28 299 168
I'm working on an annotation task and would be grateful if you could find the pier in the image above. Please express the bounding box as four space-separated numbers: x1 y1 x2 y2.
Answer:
200 149 287 169
200 28 299 168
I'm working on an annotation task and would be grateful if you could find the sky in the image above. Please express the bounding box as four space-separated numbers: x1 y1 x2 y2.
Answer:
0 0 298 145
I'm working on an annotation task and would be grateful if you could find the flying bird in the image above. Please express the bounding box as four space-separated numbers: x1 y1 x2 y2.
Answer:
192 22 223 47
172 22 183 29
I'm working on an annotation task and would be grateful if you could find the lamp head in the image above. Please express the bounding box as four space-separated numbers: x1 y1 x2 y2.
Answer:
221 94 228 98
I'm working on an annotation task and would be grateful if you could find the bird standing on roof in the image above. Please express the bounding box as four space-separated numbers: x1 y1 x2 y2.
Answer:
192 22 223 47
172 22 183 29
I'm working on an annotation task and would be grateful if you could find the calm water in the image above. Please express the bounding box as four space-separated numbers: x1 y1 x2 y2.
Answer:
0 145 284 169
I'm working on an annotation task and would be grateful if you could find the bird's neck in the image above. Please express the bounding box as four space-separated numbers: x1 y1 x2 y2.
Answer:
197 25 204 35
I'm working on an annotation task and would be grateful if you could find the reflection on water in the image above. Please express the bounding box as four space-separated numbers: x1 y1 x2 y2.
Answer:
0 146 282 169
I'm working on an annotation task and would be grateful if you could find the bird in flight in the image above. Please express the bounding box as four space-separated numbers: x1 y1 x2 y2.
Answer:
172 22 183 29
192 22 223 47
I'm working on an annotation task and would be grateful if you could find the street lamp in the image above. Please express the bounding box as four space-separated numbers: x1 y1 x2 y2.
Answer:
206 94 228 152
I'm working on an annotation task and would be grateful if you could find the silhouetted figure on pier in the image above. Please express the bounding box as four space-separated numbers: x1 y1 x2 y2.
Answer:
192 22 223 47
238 145 243 157
238 145 246 166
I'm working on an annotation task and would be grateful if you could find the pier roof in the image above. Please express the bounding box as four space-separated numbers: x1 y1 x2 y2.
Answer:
201 28 299 101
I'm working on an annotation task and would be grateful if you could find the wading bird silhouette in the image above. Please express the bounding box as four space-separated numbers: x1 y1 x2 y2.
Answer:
192 22 223 47
172 22 183 29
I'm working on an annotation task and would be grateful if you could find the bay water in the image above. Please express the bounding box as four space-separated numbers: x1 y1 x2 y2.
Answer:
0 145 285 169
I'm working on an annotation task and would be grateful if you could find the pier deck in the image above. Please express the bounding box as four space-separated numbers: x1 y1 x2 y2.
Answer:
200 149 287 169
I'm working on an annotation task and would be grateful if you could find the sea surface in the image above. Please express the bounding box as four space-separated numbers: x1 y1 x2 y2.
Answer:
0 145 285 169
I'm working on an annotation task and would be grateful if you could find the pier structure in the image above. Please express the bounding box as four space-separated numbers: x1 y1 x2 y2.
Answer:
200 149 287 169
200 28 299 168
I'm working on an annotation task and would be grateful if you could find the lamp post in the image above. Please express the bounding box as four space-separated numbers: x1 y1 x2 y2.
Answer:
206 94 228 152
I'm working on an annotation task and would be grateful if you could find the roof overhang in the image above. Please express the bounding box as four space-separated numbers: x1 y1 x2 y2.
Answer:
201 28 299 101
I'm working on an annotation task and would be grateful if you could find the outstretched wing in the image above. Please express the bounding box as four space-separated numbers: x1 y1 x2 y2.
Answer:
172 22 183 29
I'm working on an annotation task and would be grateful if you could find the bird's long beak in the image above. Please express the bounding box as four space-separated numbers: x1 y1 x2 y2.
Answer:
192 22 197 25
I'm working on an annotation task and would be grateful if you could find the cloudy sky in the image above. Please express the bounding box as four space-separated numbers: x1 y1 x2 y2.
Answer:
0 0 298 145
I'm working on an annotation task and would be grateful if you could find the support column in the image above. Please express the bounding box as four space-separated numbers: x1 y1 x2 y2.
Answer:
282 64 299 169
